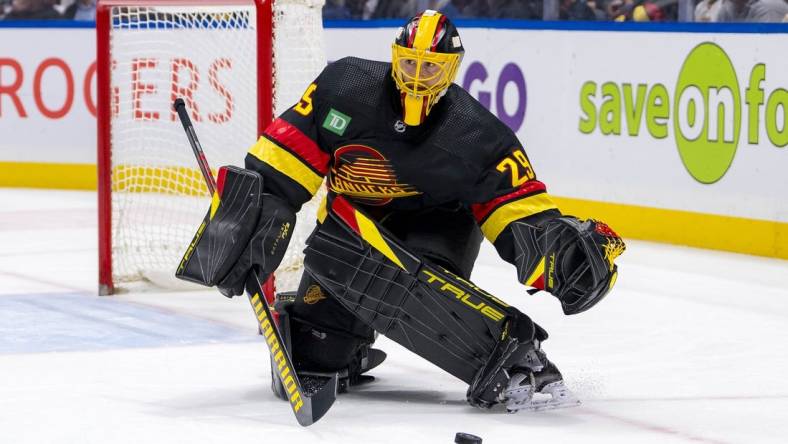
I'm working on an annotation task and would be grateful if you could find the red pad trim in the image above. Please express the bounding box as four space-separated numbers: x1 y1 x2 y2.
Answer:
331 196 360 234
471 181 548 223
264 118 329 175
531 274 545 290
216 166 228 198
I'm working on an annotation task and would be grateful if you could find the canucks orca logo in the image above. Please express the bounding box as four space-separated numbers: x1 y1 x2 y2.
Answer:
329 144 421 205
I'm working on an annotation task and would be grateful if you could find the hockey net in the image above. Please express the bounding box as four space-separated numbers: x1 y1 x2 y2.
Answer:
97 0 326 295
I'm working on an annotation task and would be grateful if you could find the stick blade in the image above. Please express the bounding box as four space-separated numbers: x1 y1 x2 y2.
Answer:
246 274 338 426
294 374 339 426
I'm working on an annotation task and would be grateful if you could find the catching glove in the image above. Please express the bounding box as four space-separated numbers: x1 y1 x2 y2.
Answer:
511 217 625 315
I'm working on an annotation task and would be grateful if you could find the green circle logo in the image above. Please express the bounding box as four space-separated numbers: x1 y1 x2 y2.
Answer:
674 43 741 184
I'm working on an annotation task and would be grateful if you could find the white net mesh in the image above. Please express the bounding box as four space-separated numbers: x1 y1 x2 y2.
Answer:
271 0 326 292
108 0 326 292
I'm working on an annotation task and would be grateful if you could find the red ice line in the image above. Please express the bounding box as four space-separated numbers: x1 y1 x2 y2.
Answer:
578 407 732 444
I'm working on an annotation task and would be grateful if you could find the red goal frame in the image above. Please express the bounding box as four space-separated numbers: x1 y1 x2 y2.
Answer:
96 0 275 296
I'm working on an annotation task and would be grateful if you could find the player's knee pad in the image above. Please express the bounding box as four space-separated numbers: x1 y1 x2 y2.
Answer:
292 274 376 340
289 315 374 373
271 288 382 401
288 275 375 373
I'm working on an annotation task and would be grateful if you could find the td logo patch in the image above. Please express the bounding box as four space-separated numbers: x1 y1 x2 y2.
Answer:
323 108 351 136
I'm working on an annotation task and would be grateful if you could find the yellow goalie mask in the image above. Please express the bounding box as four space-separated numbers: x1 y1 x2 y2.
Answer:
392 10 464 126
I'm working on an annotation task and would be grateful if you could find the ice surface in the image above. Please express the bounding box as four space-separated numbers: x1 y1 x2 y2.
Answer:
1 188 787 444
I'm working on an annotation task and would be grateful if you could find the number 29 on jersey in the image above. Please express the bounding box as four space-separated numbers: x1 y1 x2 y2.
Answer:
497 149 535 187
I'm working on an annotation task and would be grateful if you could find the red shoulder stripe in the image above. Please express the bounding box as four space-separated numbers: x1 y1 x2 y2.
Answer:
264 118 329 175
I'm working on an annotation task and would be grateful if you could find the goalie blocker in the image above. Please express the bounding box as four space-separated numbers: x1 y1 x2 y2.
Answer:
175 165 296 297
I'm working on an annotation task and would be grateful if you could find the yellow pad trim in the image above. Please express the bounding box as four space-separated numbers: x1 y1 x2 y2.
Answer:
356 212 406 270
317 194 328 223
481 193 558 243
608 270 618 290
248 136 323 195
412 12 442 51
525 256 545 286
209 191 221 219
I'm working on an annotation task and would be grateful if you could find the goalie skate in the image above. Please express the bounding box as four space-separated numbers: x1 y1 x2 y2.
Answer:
503 373 580 413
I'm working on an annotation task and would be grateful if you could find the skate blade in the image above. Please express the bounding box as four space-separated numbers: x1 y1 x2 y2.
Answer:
506 396 581 413
505 381 581 413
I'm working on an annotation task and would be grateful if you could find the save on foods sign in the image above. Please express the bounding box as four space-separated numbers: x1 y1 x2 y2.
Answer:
482 29 788 258
578 42 786 184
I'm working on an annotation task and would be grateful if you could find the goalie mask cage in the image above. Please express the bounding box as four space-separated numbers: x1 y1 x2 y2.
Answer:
97 0 326 295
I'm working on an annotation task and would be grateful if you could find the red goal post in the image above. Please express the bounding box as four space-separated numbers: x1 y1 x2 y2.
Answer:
97 0 326 295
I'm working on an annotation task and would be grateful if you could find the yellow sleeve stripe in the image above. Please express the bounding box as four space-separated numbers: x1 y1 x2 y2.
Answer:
248 136 324 195
480 193 558 242
356 212 406 270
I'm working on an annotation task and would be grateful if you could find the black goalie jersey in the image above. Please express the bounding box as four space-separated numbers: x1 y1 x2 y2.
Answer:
245 57 562 277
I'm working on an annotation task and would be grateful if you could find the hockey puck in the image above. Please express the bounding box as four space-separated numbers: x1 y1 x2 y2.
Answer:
454 432 482 444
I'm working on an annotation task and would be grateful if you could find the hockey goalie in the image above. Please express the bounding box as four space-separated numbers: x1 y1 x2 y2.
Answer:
177 10 625 414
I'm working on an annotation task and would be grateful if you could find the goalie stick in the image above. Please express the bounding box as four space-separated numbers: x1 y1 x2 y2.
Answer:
173 98 338 427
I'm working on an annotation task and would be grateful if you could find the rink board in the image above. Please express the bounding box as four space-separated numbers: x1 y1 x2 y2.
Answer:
0 22 786 258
